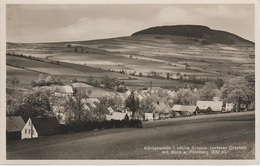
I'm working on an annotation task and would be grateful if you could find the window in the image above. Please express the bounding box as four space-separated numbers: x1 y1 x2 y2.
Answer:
25 129 27 134
28 129 30 134
29 121 30 126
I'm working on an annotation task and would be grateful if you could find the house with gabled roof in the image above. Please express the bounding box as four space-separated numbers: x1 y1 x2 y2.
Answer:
197 101 223 112
172 105 182 111
6 116 25 140
179 106 200 116
31 117 60 136
61 85 74 96
111 112 129 121
147 100 172 119
21 118 38 139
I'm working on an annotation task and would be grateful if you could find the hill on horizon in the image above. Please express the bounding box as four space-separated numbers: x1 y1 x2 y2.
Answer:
132 25 254 45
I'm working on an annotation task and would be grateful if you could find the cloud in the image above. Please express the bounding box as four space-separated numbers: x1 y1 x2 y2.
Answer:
57 17 146 41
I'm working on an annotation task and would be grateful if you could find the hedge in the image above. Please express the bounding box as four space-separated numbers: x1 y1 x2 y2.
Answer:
59 119 142 134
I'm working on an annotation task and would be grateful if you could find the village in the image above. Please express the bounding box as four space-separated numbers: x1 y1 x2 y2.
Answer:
6 72 255 141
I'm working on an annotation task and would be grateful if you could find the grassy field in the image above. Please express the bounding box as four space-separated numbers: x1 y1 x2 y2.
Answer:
6 111 255 160
6 54 198 90
7 35 254 81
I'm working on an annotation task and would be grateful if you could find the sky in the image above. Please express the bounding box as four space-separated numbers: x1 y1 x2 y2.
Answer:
6 4 255 43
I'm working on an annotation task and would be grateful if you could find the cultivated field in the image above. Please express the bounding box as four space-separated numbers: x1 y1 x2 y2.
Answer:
9 35 254 81
6 111 255 160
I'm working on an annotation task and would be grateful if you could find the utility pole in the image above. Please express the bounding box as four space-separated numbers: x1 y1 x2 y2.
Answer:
150 81 152 94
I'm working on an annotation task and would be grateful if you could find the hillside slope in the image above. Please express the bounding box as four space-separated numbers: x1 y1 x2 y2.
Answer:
132 25 254 45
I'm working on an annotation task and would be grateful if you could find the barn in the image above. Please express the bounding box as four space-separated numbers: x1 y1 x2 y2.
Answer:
6 116 25 140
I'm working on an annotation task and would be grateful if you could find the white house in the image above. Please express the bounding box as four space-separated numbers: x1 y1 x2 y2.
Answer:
107 106 115 114
145 113 153 121
225 103 234 112
126 90 132 96
61 85 74 96
21 118 38 139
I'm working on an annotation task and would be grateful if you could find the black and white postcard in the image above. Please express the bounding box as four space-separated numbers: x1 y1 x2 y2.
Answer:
1 0 259 165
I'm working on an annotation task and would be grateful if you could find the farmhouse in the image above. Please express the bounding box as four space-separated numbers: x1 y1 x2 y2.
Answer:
197 101 223 112
172 105 182 111
179 106 200 116
31 117 60 136
147 100 172 119
21 118 38 139
6 116 25 140
111 112 129 121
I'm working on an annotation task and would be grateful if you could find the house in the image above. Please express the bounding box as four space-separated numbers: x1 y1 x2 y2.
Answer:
21 118 38 139
86 98 100 104
225 103 234 112
61 85 74 96
31 117 60 136
172 105 182 111
72 83 93 93
147 100 172 119
6 116 25 140
111 112 129 121
106 114 112 121
145 113 153 121
179 106 200 116
197 101 223 112
126 90 132 96
107 106 117 114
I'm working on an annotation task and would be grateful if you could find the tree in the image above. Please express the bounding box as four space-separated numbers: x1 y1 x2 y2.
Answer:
220 75 255 111
87 89 92 95
103 75 113 88
38 80 46 86
65 89 89 123
87 76 94 84
199 82 218 101
31 80 37 87
176 72 180 78
17 90 53 117
140 95 160 112
214 78 225 89
166 73 170 80
45 75 56 86
138 72 143 77
125 90 139 118
8 76 19 91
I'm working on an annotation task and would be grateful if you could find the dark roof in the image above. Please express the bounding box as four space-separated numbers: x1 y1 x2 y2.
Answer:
31 117 60 136
6 116 25 132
